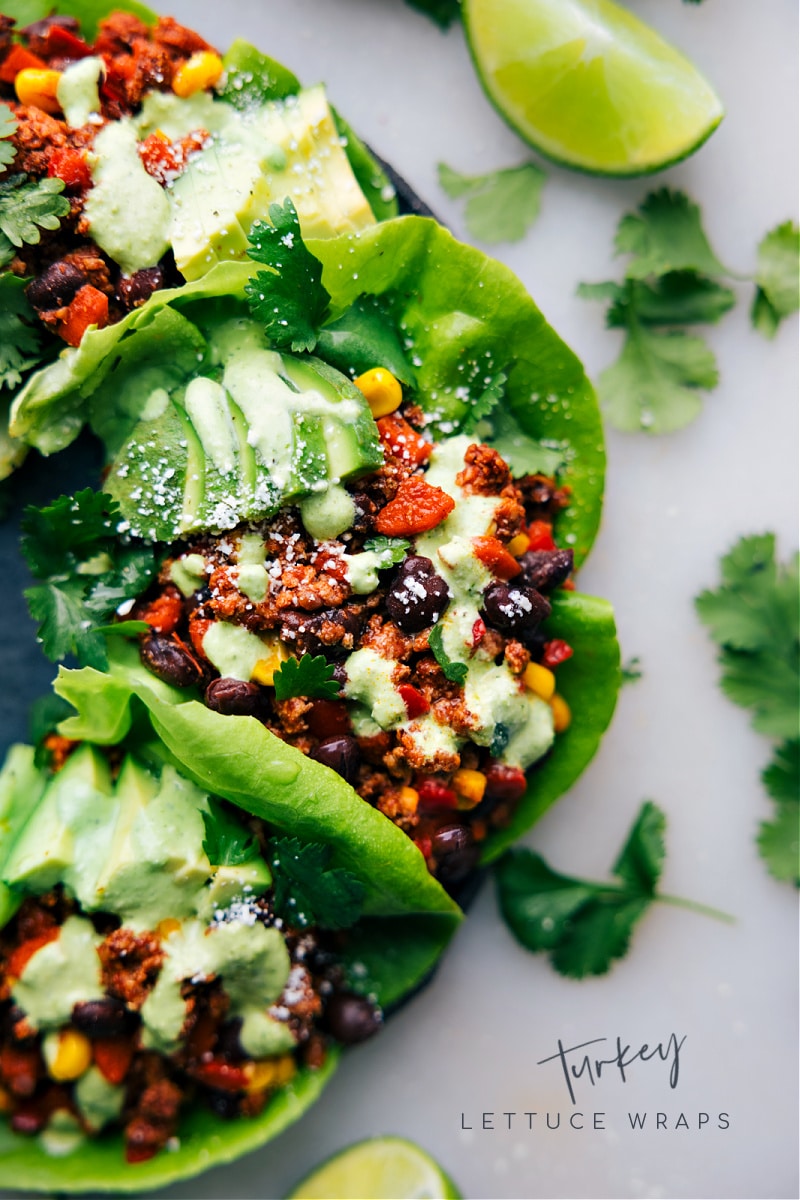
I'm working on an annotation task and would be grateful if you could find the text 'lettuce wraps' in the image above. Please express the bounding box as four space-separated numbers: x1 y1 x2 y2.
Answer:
0 0 396 477
0 718 460 1191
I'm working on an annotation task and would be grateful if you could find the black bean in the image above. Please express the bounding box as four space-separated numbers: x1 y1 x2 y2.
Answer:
72 998 138 1038
325 992 383 1045
116 266 165 311
432 823 473 858
398 555 434 579
205 677 264 718
279 606 364 658
387 571 450 632
26 262 86 311
481 582 551 634
204 1090 241 1119
311 735 360 783
185 585 212 616
435 832 480 887
140 634 203 688
332 662 348 689
215 1018 245 1061
518 549 574 593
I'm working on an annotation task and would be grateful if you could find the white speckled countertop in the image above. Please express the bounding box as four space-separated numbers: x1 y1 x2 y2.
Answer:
3 2 798 1197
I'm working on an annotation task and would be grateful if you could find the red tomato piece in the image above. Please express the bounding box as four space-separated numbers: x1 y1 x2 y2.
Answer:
471 617 486 648
93 1037 134 1087
0 45 46 83
417 778 458 810
376 414 433 468
472 535 522 580
43 26 92 59
542 639 574 668
374 476 455 537
398 684 430 720
47 147 92 192
527 520 556 552
484 762 527 804
193 1060 249 1092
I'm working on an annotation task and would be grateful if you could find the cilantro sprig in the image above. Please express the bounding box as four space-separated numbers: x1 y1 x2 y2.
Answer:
0 274 46 391
428 623 467 684
269 835 365 929
696 533 799 884
0 173 70 269
202 798 260 867
580 191 800 433
404 0 461 28
438 161 546 244
363 536 411 566
21 489 157 670
496 801 732 978
272 653 340 701
245 199 331 352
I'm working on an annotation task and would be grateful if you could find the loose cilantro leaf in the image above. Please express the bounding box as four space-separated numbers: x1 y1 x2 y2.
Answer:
0 273 46 390
272 654 340 701
614 189 728 281
0 174 69 267
245 200 331 352
21 489 158 668
404 0 461 28
621 656 643 684
428 623 468 684
697 535 799 883
363 536 411 566
438 161 546 244
202 798 260 867
751 221 800 339
496 802 728 977
0 103 17 169
459 369 507 435
758 740 799 885
269 835 365 929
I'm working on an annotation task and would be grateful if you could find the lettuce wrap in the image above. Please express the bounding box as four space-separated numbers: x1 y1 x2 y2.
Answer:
0 725 460 1192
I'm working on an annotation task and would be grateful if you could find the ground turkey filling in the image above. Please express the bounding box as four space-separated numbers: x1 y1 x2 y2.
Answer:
0 872 379 1162
127 404 575 888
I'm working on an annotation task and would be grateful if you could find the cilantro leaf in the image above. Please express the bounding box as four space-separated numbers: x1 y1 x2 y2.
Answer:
428 623 467 684
495 802 715 978
459 369 507 435
0 174 69 267
0 103 17 169
596 320 717 434
438 161 546 244
363 535 411 566
273 654 340 701
615 189 728 280
245 200 330 352
269 835 365 929
202 798 260 867
21 489 158 667
584 275 736 329
0 273 45 390
751 221 800 338
404 0 461 29
758 740 799 885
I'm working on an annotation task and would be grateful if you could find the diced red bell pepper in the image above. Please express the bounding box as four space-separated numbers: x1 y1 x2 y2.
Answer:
93 1037 134 1086
374 476 455 537
0 45 46 84
58 285 109 347
398 684 430 720
471 617 486 648
6 929 59 979
376 414 433 468
138 588 183 635
416 778 458 810
526 520 556 552
192 1059 249 1092
472 535 522 580
542 639 574 668
42 25 92 60
47 147 92 193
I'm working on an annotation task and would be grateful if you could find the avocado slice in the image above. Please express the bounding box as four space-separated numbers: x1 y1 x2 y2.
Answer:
281 356 384 482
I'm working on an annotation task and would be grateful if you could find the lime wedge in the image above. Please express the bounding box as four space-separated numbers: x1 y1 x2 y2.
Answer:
463 0 724 176
287 1136 462 1199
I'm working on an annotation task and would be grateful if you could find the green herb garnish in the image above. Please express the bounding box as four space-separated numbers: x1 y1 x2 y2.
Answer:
438 161 546 244
0 174 70 269
269 835 365 929
0 275 46 391
696 533 799 884
272 653 340 701
428 623 468 684
245 199 331 352
202 798 260 867
621 656 643 684
496 801 732 978
363 536 411 566
21 489 157 670
751 220 800 339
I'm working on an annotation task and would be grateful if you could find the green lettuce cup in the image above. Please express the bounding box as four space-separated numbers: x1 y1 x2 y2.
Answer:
0 730 460 1192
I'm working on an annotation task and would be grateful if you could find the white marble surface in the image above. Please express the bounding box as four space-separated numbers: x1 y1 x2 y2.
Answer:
11 2 800 1197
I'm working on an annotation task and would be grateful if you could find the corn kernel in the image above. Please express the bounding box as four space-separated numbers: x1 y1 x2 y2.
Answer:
172 51 223 98
551 693 572 733
245 1054 296 1093
251 639 289 686
507 532 531 558
399 785 419 814
523 661 556 701
452 767 486 809
354 368 403 417
15 68 62 114
46 1030 92 1082
156 917 181 940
